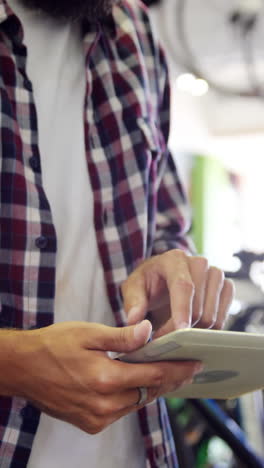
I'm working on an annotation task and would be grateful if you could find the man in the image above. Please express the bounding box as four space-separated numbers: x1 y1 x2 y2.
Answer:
0 0 234 466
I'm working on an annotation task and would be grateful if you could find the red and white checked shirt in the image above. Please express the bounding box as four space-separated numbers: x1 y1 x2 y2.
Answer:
0 0 192 466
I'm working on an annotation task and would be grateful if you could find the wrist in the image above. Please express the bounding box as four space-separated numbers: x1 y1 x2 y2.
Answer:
0 329 36 397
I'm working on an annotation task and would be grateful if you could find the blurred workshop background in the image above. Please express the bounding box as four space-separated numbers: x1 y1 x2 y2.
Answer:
143 1 264 467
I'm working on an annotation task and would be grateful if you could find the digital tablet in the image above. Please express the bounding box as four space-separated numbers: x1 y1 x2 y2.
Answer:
116 328 264 399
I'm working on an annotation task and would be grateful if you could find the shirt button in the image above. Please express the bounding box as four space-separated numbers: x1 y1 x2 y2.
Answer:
103 209 108 225
102 207 114 226
89 135 95 149
35 236 48 250
29 155 40 172
89 132 99 149
20 405 35 419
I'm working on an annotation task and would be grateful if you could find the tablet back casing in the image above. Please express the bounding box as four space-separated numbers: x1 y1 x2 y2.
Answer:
119 329 264 399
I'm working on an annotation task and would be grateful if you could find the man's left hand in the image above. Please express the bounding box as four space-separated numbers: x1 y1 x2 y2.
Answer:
122 250 235 337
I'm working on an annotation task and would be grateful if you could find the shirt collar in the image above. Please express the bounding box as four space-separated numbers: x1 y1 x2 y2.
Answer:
82 1 138 42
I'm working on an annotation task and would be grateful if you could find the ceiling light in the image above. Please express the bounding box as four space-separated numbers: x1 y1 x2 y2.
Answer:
191 78 209 97
176 73 196 92
176 74 209 96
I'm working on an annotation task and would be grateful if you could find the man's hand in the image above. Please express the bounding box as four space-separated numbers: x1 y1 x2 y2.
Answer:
0 321 202 434
122 250 235 337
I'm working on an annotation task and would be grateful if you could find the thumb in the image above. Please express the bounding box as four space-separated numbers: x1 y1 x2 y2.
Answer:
87 320 152 353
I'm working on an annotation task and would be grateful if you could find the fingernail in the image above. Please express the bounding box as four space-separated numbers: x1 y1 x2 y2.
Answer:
128 306 142 322
134 320 152 343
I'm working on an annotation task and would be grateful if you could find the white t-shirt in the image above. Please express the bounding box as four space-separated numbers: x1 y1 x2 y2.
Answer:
7 1 146 466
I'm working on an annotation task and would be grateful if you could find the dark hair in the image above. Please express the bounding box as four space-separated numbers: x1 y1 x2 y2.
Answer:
20 0 114 21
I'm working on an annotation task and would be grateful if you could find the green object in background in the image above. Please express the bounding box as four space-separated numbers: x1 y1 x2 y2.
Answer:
196 439 209 468
191 155 229 258
166 397 185 410
190 155 205 255
166 398 189 426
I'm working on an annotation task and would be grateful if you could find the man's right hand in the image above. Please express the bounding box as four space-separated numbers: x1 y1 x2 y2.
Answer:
0 321 202 434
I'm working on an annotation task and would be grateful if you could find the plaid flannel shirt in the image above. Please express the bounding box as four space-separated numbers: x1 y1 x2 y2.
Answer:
0 0 192 466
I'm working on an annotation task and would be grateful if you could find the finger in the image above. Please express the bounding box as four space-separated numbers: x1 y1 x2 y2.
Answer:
92 388 150 418
195 267 224 329
213 279 235 330
109 386 158 415
93 361 203 432
82 321 152 353
152 317 176 338
107 385 167 411
154 256 208 336
101 394 157 431
187 256 208 325
105 359 202 392
148 305 171 332
161 250 194 329
109 361 204 417
121 273 149 324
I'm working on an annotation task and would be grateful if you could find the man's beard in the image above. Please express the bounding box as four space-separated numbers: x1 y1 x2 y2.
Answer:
19 0 115 22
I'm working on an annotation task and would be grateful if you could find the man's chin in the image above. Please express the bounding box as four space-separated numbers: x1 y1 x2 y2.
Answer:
19 0 115 22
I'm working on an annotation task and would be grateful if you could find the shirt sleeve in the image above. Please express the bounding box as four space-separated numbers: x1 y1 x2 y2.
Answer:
152 46 196 256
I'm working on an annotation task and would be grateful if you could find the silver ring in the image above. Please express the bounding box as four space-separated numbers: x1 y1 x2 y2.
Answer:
136 386 148 406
